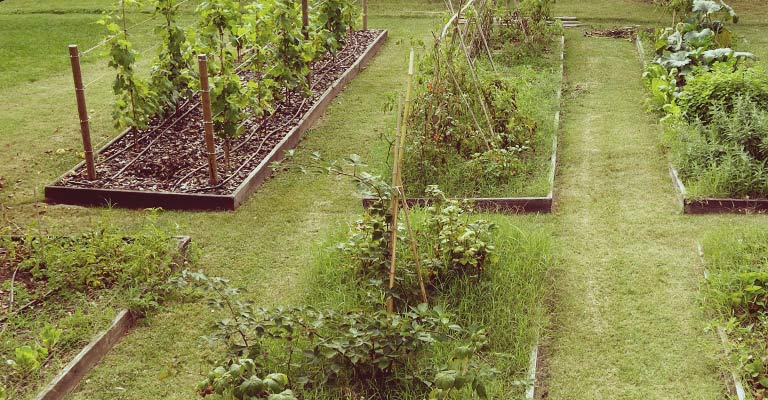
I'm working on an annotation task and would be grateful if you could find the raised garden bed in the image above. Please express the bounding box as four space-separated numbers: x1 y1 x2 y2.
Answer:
45 30 387 211
362 35 564 214
670 165 768 214
1 234 190 399
634 12 768 215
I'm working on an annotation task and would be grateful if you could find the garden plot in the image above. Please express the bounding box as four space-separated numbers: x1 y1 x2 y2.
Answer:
361 6 564 213
0 227 190 400
44 0 385 211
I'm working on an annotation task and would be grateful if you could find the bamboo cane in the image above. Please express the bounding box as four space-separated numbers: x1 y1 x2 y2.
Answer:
386 50 415 314
68 45 97 180
197 55 219 185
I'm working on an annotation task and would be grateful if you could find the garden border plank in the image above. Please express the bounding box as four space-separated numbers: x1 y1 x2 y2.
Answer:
361 35 565 214
669 165 768 214
32 236 191 400
44 30 388 211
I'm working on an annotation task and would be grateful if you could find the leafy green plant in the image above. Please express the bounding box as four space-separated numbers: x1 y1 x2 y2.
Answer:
5 324 62 383
312 0 357 54
17 219 184 312
429 329 495 400
678 62 768 122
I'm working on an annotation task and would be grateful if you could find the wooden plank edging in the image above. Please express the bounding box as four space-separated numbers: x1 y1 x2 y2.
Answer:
670 164 768 214
33 310 135 400
32 236 191 400
525 344 540 400
45 30 388 211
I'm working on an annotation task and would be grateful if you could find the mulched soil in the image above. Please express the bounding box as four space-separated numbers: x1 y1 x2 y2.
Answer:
57 30 383 195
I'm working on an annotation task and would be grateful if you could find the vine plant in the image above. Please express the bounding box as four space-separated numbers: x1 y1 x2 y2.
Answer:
151 0 193 114
268 0 314 97
101 0 160 148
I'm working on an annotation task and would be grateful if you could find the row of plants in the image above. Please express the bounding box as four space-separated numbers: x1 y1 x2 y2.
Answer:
643 0 768 199
178 149 551 399
701 228 768 398
99 0 360 169
0 215 193 399
393 0 562 198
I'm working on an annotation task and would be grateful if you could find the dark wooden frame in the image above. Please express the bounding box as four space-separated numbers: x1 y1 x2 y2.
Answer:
45 30 388 211
670 165 768 214
362 35 565 214
32 236 191 400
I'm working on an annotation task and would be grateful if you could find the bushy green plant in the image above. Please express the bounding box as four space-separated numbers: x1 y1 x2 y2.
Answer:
678 62 768 122
178 270 489 399
17 220 182 311
493 0 561 60
401 41 542 197
267 0 314 96
312 0 357 54
665 96 768 198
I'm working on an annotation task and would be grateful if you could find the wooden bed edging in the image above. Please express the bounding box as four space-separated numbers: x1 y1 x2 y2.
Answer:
362 35 564 214
33 236 191 400
670 165 768 214
44 30 388 211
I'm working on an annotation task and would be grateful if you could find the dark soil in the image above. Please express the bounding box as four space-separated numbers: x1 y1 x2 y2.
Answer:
57 30 383 195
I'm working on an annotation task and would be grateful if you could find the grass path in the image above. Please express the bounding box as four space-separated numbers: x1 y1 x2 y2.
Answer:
543 31 725 399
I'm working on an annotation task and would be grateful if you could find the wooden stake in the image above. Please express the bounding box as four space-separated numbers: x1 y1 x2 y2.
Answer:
362 0 368 30
301 0 312 88
68 45 96 180
386 95 404 315
301 0 309 40
197 55 219 185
